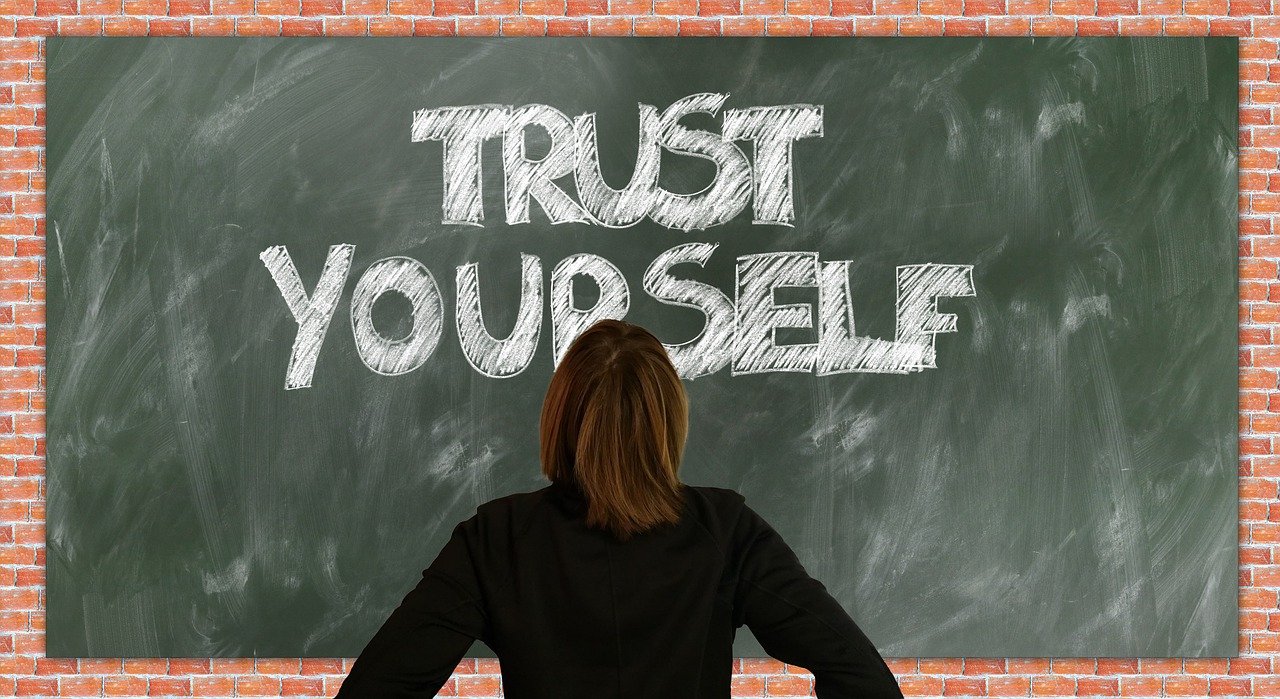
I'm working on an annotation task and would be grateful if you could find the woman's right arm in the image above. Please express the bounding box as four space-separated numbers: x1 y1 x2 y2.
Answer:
733 502 904 699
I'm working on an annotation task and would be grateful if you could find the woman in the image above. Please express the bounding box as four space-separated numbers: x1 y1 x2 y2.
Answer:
335 319 902 698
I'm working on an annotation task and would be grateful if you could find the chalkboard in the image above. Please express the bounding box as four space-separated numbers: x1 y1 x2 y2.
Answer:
46 37 1238 659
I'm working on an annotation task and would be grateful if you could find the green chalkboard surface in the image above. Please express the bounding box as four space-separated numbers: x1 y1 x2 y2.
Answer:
47 37 1238 658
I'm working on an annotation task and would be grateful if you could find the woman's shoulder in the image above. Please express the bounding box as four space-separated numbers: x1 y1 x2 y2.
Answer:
683 483 747 511
687 483 743 498
452 487 548 541
679 484 752 549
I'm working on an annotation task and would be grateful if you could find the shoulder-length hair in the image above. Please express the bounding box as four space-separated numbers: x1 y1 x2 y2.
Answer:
539 319 689 541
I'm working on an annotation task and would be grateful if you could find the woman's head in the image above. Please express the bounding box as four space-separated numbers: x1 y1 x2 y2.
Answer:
539 319 688 541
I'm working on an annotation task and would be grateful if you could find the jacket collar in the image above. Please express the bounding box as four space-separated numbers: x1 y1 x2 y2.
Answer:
546 478 588 517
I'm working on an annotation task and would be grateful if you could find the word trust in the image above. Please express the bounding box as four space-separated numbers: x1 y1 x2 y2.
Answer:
412 93 823 229
260 244 975 390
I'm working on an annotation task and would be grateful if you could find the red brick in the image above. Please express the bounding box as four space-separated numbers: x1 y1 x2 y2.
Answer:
300 0 340 14
280 17 322 34
456 15 498 33
944 677 986 695
1256 674 1280 696
521 0 563 13
15 17 58 35
1031 15 1074 34
654 0 696 12
1229 0 1270 13
1164 676 1209 696
766 674 811 694
16 678 57 696
987 16 1031 33
1031 675 1075 695
1077 17 1118 34
633 15 677 34
1077 677 1120 696
33 0 74 14
565 0 605 13
766 15 809 33
787 0 830 12
369 16 413 34
810 17 852 33
989 676 1031 696
588 16 630 33
1210 676 1251 696
921 655 962 670
388 0 432 10
501 15 544 34
324 16 368 34
433 0 475 13
1121 670 1172 691
830 0 870 11
964 0 1005 12
256 0 299 13
944 17 984 34
455 675 500 695
234 676 279 696
57 16 102 34
546 16 586 33
1165 16 1209 35
414 17 456 34
679 17 720 34
700 0 741 13
1051 658 1096 674
478 0 519 13
148 18 193 35
123 0 165 10
168 0 211 14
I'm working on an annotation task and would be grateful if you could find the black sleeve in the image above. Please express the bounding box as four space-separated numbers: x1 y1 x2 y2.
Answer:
733 502 903 699
335 516 489 698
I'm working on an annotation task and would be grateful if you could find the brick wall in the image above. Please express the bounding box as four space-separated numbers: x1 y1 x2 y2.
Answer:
0 4 1274 697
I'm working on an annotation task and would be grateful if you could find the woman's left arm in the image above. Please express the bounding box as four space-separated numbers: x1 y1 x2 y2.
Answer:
335 515 490 698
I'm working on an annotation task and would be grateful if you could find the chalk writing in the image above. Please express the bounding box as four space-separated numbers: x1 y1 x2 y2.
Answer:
261 94 975 388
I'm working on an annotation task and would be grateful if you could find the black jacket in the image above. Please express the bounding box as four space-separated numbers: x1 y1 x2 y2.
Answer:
335 480 903 698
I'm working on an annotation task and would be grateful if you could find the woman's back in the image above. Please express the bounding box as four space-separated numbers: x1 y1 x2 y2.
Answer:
335 480 903 698
335 319 901 698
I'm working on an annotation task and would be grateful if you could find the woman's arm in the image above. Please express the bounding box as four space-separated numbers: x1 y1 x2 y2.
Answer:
733 502 903 699
335 516 490 698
